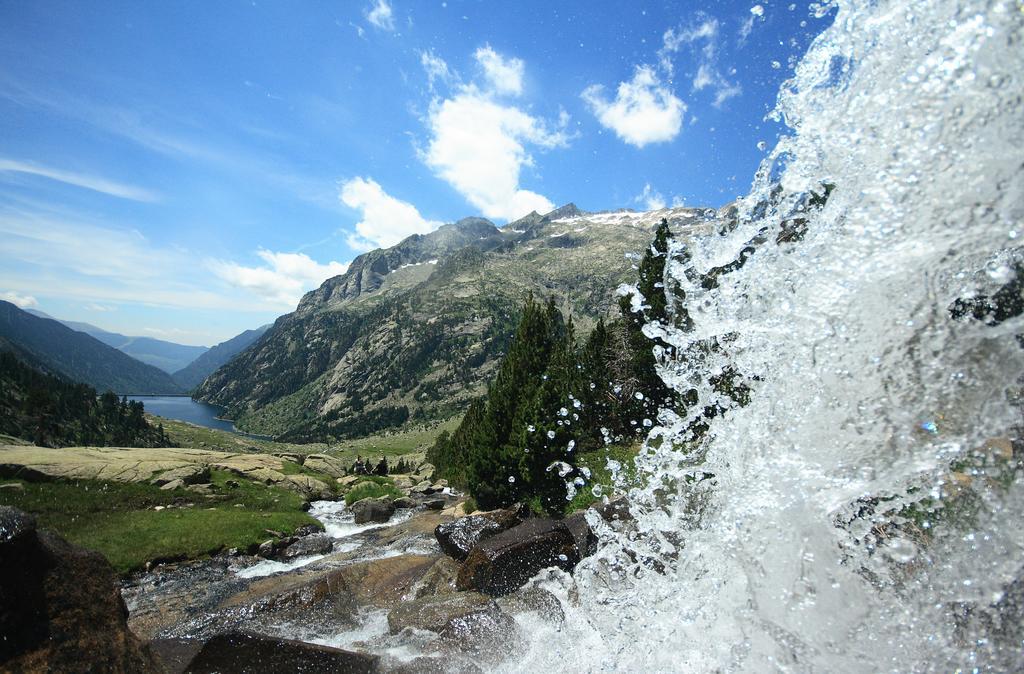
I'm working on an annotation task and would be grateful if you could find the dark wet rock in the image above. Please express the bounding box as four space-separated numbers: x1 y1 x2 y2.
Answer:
387 591 496 634
457 516 593 597
281 534 333 560
257 539 277 558
424 498 447 511
185 631 379 673
0 505 35 543
590 495 633 523
149 637 205 674
496 585 565 623
412 556 462 599
385 655 483 674
434 507 525 561
436 606 520 660
564 511 598 557
352 496 396 524
392 496 417 509
0 506 157 671
294 523 323 537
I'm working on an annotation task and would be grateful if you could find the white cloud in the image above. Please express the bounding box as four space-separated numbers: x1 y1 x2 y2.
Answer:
85 303 116 312
365 0 395 31
423 89 570 220
636 184 667 210
421 50 455 90
738 15 756 43
658 16 742 108
0 204 279 312
659 20 719 76
581 66 685 148
340 177 442 249
1 290 37 308
210 250 349 308
0 158 159 202
474 45 524 96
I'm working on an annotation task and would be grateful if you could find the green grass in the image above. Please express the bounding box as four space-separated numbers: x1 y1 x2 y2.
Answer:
154 412 452 477
329 417 460 462
566 444 641 512
343 480 403 505
154 415 330 454
0 471 319 574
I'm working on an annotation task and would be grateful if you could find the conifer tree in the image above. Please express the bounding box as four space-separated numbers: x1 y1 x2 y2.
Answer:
516 314 582 514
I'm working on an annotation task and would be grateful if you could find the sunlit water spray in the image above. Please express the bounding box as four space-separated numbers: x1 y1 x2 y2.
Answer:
511 0 1024 671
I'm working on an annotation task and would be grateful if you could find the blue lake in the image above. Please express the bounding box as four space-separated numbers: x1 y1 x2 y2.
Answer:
128 395 244 434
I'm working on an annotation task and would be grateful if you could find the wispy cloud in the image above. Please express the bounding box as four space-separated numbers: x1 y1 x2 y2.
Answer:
421 46 572 221
420 50 457 91
340 177 442 250
660 16 742 108
1 290 37 308
365 0 395 31
636 183 667 210
0 158 160 202
210 250 349 308
0 200 301 313
582 66 685 148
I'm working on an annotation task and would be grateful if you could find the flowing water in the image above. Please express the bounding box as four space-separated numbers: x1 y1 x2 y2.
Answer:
510 0 1024 671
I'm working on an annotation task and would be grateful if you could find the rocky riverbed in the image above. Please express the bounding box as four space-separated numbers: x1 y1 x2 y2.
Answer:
119 491 605 672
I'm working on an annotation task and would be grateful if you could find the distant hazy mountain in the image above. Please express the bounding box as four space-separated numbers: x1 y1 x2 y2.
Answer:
1 301 182 394
171 325 271 391
195 203 722 441
25 311 208 374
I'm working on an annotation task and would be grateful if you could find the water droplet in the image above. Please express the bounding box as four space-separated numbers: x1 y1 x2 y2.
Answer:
757 140 767 151
508 476 515 483
547 430 556 439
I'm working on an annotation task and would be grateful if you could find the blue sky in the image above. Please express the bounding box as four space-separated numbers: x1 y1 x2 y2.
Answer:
0 1 832 346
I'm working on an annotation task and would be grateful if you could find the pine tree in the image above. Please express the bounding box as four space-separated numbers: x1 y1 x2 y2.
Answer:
516 315 583 514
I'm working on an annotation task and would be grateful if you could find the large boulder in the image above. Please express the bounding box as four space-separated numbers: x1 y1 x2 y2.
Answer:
280 534 334 560
410 480 434 495
0 506 157 672
412 556 462 599
457 514 595 597
351 497 396 524
303 453 349 478
436 604 520 659
414 462 437 482
392 496 417 509
387 591 497 634
282 474 332 500
185 632 379 673
150 464 210 486
434 507 525 561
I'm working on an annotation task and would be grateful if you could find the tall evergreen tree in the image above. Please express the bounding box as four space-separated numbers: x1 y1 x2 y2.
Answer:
516 315 582 514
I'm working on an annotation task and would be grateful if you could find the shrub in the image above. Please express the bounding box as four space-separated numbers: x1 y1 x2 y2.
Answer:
344 481 402 505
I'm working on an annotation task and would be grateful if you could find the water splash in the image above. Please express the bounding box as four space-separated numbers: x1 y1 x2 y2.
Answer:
514 0 1024 670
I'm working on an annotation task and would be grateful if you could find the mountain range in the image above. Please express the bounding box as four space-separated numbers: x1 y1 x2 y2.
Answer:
195 204 722 441
170 325 270 391
27 311 208 374
0 301 182 394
